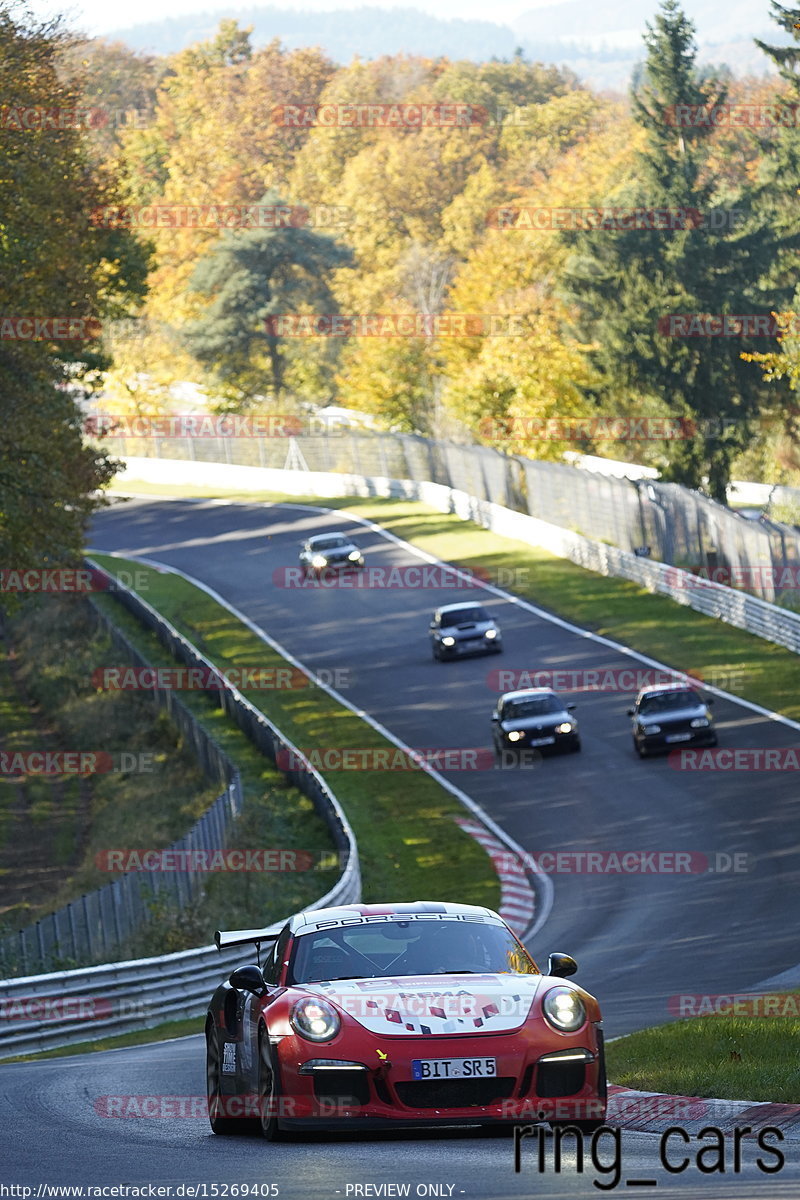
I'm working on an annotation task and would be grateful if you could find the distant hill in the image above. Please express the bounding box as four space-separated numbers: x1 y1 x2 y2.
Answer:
107 2 788 88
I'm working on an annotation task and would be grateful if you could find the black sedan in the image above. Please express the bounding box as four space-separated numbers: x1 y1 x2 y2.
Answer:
491 688 580 760
299 532 365 576
429 602 503 660
628 684 717 757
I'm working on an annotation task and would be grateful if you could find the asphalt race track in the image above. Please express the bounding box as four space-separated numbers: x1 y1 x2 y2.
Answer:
3 494 799 1199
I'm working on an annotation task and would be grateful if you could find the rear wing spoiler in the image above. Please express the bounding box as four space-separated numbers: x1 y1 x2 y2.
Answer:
215 927 281 953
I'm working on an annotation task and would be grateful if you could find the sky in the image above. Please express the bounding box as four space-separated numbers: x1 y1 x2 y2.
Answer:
25 0 550 38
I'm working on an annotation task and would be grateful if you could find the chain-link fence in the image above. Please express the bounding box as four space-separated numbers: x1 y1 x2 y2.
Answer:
102 428 800 604
0 566 359 977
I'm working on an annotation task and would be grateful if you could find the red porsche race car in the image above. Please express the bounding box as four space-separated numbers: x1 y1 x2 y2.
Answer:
205 901 606 1138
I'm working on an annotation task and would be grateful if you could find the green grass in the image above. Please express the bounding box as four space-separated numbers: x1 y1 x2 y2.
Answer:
0 1015 202 1062
109 482 800 722
0 599 221 940
89 554 499 914
607 1007 800 1103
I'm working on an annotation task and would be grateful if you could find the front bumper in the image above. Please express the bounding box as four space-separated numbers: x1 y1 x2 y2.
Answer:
499 729 579 755
271 1025 605 1129
637 726 716 753
437 636 502 658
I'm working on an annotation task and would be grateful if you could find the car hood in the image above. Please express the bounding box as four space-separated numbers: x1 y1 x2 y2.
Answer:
500 711 571 732
311 543 359 557
299 973 546 1035
637 704 708 725
441 620 496 637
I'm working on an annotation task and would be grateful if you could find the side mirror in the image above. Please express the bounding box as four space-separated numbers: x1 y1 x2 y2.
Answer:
626 708 635 716
547 952 578 979
706 697 714 705
566 704 576 712
229 964 266 996
491 712 499 721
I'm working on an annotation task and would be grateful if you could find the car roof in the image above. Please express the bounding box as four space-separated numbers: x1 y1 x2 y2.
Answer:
636 683 701 698
500 687 559 703
288 901 501 934
308 531 352 542
438 601 488 614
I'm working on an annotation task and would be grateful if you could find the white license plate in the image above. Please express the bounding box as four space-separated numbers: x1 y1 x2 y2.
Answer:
529 736 556 747
411 1056 497 1081
665 732 692 743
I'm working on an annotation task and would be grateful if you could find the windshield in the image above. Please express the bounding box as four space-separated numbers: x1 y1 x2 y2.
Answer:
441 607 489 626
311 535 349 550
287 918 538 984
638 689 702 714
504 695 563 719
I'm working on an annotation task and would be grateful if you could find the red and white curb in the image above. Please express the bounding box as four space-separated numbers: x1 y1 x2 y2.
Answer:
454 817 535 934
608 1085 800 1137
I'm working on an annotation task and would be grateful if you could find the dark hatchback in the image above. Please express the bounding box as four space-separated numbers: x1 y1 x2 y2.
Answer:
429 602 503 660
491 688 580 759
628 684 717 758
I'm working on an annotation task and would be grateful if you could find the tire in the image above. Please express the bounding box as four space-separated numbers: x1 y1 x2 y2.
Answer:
257 1026 286 1141
707 734 718 747
571 738 582 753
634 737 647 758
206 1023 255 1135
432 643 441 661
492 642 503 654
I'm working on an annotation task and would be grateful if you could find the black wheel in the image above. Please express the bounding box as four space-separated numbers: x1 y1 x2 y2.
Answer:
432 643 441 661
707 734 718 747
634 737 647 758
257 1027 286 1141
571 738 582 753
206 1023 254 1134
493 642 503 654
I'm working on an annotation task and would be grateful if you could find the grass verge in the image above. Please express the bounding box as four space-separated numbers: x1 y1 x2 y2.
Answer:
607 1008 800 1103
89 553 499 913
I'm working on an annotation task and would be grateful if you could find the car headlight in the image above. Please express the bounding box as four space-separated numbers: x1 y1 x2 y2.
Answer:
542 987 586 1033
556 722 574 733
641 723 660 734
690 717 709 728
506 730 524 742
441 636 455 647
291 997 341 1042
484 628 498 639
348 550 362 562
311 555 328 569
